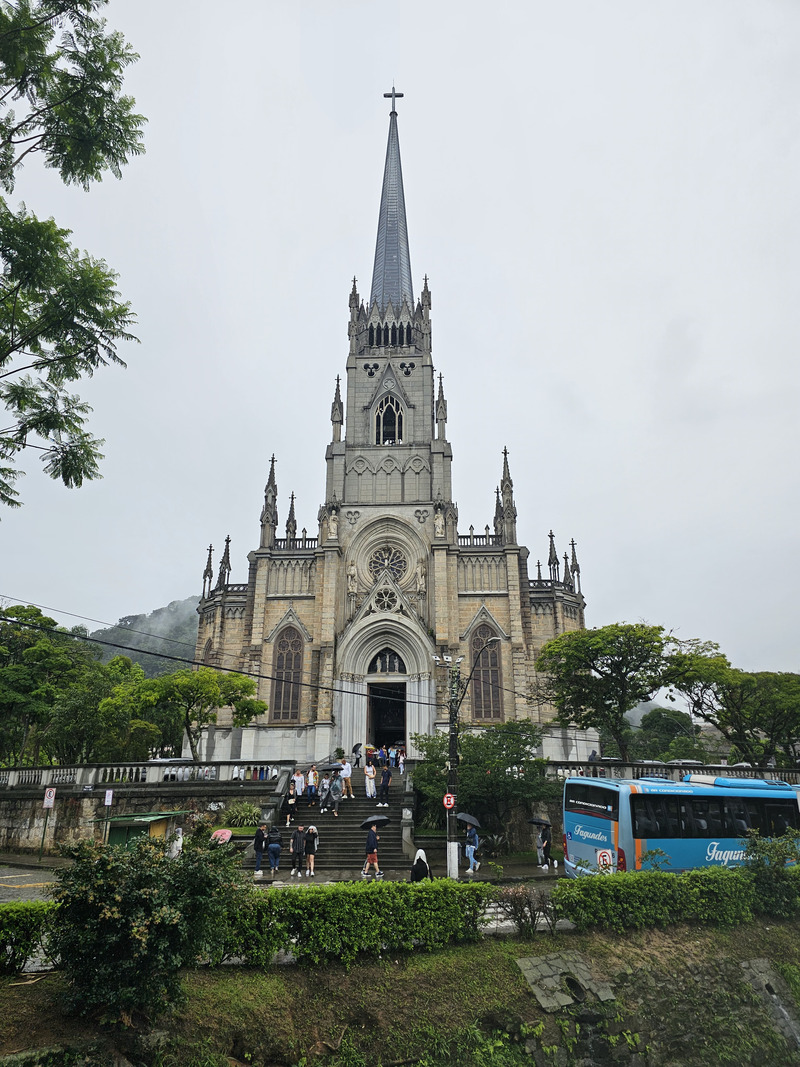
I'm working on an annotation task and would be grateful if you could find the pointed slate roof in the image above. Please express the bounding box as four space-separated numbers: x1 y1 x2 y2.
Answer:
370 99 414 312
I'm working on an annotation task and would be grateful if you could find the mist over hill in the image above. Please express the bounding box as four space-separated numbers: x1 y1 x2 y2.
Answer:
90 597 200 677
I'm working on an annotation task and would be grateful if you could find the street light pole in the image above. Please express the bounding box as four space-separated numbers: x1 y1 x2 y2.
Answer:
434 636 500 880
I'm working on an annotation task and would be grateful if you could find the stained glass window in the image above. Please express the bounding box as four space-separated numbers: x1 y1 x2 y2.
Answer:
471 624 502 720
272 627 302 722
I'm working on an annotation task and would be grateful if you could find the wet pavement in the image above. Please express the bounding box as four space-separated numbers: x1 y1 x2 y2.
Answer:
0 864 55 902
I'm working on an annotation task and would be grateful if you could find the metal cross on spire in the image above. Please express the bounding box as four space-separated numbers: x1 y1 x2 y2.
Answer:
383 85 403 112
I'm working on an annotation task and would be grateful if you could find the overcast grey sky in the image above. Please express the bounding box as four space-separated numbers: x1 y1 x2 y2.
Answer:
2 1 799 673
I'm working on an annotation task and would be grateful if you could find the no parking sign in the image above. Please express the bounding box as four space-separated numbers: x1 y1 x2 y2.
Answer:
443 793 456 809
596 849 613 870
43 787 56 809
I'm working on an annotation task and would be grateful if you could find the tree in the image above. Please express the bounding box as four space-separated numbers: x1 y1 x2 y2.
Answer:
535 623 677 761
412 720 557 833
138 667 267 762
631 706 708 762
0 1 145 510
669 650 800 767
0 602 98 763
49 835 245 1023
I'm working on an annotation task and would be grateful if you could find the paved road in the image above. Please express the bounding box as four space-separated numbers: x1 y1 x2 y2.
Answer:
0 864 55 902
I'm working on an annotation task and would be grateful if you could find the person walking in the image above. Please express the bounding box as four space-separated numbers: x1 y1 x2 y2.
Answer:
340 758 354 799
410 848 433 881
253 821 267 879
364 760 377 799
292 768 305 798
540 822 556 870
290 823 306 877
304 825 319 877
306 765 319 806
351 743 362 769
535 827 544 867
378 762 392 806
398 748 405 775
329 770 343 817
318 772 331 812
465 824 480 875
282 781 298 826
266 823 282 876
361 821 383 880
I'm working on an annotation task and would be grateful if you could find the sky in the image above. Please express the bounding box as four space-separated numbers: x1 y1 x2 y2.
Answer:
2 1 799 673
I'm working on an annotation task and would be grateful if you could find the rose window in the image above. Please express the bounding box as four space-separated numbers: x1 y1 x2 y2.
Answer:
374 588 398 612
368 545 407 583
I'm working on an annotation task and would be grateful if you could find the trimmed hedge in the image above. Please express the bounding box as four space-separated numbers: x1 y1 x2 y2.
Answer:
0 900 55 973
550 866 755 932
227 880 492 966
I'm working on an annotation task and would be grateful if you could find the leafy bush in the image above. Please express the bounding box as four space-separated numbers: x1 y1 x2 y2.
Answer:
223 800 263 828
0 900 54 973
48 836 246 1023
743 830 800 919
491 884 555 938
551 866 754 932
227 880 491 967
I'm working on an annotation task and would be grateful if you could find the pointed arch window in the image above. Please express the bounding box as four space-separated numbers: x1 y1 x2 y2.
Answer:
376 395 403 444
271 626 303 721
368 648 407 674
471 624 503 720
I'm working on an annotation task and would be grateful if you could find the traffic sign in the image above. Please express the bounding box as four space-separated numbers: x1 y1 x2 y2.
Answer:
596 849 613 870
443 793 456 809
43 787 56 809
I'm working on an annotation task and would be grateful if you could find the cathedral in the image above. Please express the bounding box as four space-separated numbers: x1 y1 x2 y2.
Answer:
194 94 590 764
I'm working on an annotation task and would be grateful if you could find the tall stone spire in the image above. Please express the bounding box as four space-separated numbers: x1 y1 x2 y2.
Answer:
548 530 560 583
331 376 343 443
215 535 231 591
260 454 278 549
570 539 582 594
202 544 214 598
435 373 447 440
500 447 517 545
286 492 297 541
370 88 414 312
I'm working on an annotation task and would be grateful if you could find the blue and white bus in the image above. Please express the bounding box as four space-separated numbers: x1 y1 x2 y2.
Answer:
562 775 800 877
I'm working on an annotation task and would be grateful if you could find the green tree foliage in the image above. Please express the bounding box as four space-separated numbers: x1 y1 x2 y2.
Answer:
535 623 676 761
0 602 98 763
49 836 245 1023
670 650 800 767
630 706 710 762
137 667 267 762
0 0 145 510
412 720 556 831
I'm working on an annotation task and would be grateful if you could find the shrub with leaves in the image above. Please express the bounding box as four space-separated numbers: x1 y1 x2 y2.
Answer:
491 884 555 938
743 829 800 919
0 900 54 973
223 800 262 828
48 835 245 1023
226 880 491 968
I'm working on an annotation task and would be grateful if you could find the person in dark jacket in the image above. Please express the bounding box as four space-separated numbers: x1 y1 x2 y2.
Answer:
253 821 267 878
282 781 298 826
266 824 282 876
290 824 306 877
304 825 319 877
361 822 383 880
409 848 432 881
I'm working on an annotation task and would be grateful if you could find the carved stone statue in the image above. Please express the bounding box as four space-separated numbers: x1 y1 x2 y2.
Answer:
416 559 426 593
328 508 339 539
434 510 445 537
347 559 357 594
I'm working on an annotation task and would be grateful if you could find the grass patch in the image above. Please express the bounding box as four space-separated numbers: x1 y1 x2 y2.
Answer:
3 921 800 1065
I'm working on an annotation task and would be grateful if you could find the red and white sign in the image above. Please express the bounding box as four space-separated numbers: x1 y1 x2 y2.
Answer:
104 790 114 807
43 787 56 809
443 793 456 809
596 849 613 870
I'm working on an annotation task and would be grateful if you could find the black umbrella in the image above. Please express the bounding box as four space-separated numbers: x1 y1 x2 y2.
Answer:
320 762 344 772
528 817 551 826
352 743 362 753
456 813 481 828
360 814 391 829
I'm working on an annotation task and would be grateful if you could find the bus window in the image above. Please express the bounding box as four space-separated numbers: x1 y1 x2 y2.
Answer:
631 795 681 838
763 801 799 836
723 799 751 837
564 782 619 821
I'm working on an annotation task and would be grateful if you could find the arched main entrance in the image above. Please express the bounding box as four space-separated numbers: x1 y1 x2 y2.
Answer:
367 647 406 748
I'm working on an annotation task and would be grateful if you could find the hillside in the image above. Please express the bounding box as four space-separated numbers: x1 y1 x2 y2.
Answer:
90 597 200 677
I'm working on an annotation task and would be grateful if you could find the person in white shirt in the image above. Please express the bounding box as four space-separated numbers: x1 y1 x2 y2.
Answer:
340 759 354 798
364 760 377 799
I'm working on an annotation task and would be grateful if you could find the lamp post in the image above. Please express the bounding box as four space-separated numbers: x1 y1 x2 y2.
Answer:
434 636 500 879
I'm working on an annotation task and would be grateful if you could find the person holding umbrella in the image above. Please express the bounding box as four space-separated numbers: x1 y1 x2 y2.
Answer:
318 771 332 812
465 822 480 875
360 814 389 880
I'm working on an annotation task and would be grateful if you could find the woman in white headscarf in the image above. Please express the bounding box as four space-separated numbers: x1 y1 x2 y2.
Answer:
409 848 433 881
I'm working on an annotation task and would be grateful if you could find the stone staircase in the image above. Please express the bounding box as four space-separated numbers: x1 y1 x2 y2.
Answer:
244 771 410 877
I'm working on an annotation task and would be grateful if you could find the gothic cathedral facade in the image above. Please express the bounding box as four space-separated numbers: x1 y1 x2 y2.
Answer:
194 98 589 764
